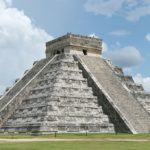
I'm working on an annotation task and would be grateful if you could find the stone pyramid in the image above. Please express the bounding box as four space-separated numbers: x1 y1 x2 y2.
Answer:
0 33 150 134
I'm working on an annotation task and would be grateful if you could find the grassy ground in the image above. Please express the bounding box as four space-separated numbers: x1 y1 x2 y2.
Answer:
0 141 150 150
0 133 150 150
0 133 150 139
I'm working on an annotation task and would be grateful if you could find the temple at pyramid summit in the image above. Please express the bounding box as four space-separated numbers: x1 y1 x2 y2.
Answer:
0 33 150 134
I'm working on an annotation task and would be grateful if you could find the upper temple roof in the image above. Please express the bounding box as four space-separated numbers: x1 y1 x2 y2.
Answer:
45 33 102 58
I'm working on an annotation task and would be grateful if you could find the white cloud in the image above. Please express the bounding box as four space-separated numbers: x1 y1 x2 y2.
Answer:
125 0 138 8
109 30 130 36
105 46 143 68
5 0 11 5
0 0 11 10
145 33 150 42
133 74 150 91
126 5 150 21
0 0 53 94
84 0 150 21
102 41 108 52
84 0 123 17
123 67 132 75
88 33 99 38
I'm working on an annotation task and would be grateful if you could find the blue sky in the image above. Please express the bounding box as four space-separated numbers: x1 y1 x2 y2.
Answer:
0 0 150 93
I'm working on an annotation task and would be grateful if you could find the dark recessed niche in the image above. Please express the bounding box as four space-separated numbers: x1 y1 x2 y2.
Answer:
83 49 87 55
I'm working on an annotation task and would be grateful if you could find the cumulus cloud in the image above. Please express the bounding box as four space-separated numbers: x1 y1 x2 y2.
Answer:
0 0 53 94
145 33 150 42
84 0 150 21
84 0 123 17
109 30 130 36
102 41 108 52
133 74 150 91
127 1 150 21
105 46 143 68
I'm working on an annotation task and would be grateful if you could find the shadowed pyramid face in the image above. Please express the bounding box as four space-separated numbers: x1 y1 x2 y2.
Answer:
45 33 102 58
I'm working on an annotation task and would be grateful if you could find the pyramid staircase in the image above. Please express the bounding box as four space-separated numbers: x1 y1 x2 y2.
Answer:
75 55 150 134
0 54 114 133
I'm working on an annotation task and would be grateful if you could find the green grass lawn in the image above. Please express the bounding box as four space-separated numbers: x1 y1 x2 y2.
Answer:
0 133 150 139
0 133 150 150
0 141 150 150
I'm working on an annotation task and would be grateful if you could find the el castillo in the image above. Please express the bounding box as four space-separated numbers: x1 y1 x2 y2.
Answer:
0 33 150 134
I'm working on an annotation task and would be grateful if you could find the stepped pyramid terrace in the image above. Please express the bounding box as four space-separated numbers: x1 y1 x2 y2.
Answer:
0 33 150 134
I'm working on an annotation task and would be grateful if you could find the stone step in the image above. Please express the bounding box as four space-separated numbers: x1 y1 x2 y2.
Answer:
10 112 47 119
20 99 98 108
125 83 144 92
133 93 150 114
30 86 94 97
37 79 88 89
39 75 87 81
42 69 83 79
50 59 78 65
45 69 82 75
2 123 113 128
43 70 83 79
1 123 114 133
47 61 79 70
113 66 124 76
5 119 43 127
0 122 41 129
133 92 150 98
7 115 109 125
14 104 102 115
31 85 92 92
17 101 101 110
37 77 88 87
27 94 97 101
21 97 98 109
24 95 97 102
117 75 135 84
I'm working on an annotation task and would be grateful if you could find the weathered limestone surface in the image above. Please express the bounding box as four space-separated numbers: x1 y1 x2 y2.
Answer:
0 33 150 134
46 33 102 58
76 55 150 134
0 58 49 111
0 54 114 133
111 65 150 114
0 57 56 129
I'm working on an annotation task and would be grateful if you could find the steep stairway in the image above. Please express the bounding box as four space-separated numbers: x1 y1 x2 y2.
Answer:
75 55 150 134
